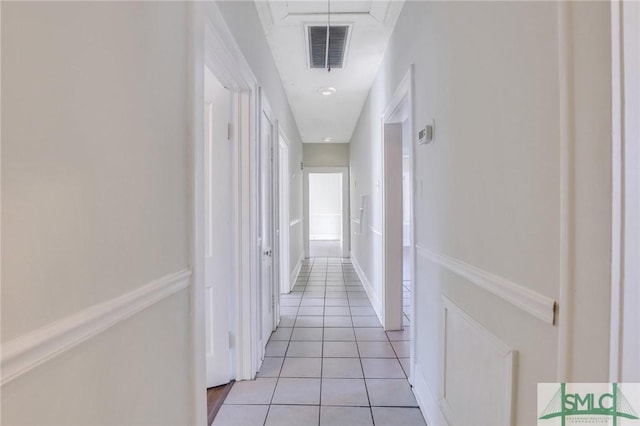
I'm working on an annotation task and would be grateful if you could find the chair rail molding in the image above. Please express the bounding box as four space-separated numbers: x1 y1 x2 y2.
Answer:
416 245 556 325
1 269 192 386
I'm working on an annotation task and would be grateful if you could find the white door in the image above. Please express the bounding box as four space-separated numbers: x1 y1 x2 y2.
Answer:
259 103 276 350
204 69 232 388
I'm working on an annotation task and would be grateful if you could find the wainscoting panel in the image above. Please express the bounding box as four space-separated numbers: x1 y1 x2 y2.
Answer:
440 297 516 426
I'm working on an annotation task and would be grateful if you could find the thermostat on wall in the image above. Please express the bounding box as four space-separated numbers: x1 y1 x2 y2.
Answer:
418 120 434 145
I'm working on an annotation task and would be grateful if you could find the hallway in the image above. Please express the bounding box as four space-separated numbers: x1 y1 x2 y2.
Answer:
3 2 636 425
213 257 422 426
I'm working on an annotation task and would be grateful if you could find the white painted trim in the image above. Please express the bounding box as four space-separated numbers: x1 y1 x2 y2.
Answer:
609 0 623 381
1 269 191 386
609 0 640 382
351 255 383 323
231 90 255 382
412 364 450 426
310 234 342 241
278 129 291 295
203 0 259 379
190 4 259 424
187 4 208 423
258 89 279 354
289 218 302 227
556 0 575 381
440 297 516 426
416 245 556 324
381 66 414 332
290 253 305 289
203 3 257 92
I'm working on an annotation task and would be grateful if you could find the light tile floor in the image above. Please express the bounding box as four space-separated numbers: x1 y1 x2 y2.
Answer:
213 257 424 426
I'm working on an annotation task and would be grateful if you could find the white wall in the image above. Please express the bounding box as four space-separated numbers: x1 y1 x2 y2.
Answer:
350 2 612 424
309 173 342 241
216 1 305 281
2 2 192 424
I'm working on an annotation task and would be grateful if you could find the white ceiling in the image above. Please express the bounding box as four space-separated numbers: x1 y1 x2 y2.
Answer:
255 0 405 143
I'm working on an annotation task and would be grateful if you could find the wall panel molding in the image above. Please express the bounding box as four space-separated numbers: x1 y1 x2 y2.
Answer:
413 364 450 426
1 269 192 386
416 245 555 324
440 297 516 425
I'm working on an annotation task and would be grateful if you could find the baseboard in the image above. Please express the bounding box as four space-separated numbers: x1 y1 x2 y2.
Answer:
289 253 304 288
350 255 382 324
309 235 342 241
413 364 450 426
1 269 192 385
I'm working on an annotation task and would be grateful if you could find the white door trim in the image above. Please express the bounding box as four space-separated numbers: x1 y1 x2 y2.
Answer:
609 0 640 382
258 89 279 356
381 66 415 368
303 166 350 258
279 131 292 294
189 3 260 424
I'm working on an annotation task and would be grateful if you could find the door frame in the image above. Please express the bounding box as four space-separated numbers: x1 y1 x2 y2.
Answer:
257 89 280 355
303 166 350 258
381 66 416 373
189 3 261 424
278 131 292 294
609 0 640 382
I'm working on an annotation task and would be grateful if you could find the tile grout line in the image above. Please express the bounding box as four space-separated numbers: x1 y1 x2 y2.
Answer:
250 256 422 426
343 260 377 426
318 259 327 424
265 257 312 425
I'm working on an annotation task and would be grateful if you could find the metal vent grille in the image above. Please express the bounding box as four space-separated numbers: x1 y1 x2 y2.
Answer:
308 25 349 69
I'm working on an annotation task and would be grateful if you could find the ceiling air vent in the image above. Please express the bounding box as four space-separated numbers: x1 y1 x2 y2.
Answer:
308 25 349 69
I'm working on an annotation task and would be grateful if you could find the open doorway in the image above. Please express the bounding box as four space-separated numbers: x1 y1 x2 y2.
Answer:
381 68 414 379
303 166 350 258
309 173 342 256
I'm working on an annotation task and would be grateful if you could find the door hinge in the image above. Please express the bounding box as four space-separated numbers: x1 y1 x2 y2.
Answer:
227 123 233 141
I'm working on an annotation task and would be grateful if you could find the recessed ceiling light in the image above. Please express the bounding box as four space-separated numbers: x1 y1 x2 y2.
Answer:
318 87 336 96
323 137 333 142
